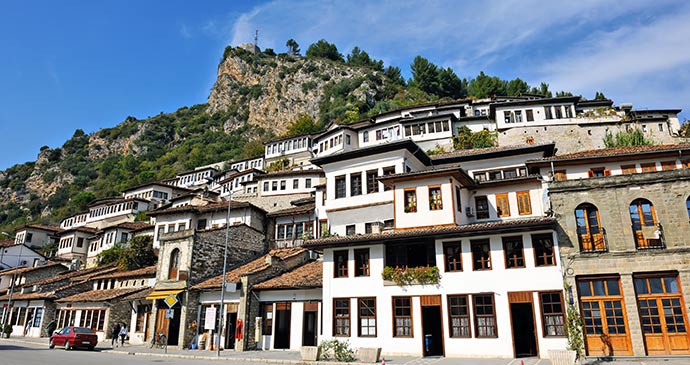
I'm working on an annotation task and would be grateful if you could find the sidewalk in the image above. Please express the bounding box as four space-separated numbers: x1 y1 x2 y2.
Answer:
4 335 690 365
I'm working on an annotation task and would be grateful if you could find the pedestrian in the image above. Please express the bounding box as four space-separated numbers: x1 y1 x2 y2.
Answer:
45 320 57 338
119 323 128 347
111 322 121 347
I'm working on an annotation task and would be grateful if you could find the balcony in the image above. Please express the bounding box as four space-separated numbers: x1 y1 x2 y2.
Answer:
634 223 665 250
578 228 608 253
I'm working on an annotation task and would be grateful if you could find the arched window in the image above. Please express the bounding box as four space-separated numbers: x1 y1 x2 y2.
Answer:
575 203 606 252
168 248 180 280
629 199 662 249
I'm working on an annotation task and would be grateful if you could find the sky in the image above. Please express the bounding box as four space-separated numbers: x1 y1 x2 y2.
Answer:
1 0 689 170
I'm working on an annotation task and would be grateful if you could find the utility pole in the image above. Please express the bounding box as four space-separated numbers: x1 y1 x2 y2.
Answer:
254 29 259 48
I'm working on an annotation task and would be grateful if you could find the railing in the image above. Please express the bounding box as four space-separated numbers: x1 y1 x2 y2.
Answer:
579 228 608 253
633 223 665 250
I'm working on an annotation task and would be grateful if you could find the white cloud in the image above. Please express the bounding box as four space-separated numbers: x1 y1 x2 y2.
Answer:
179 23 192 39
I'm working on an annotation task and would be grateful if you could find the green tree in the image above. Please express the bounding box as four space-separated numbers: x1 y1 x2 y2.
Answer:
680 119 690 137
346 47 383 71
452 126 497 150
594 91 607 100
119 236 156 270
306 39 343 62
285 114 321 136
506 78 529 96
556 91 574 97
285 39 300 56
437 67 467 99
384 66 405 86
409 56 439 95
240 139 266 159
529 82 552 97
467 71 507 98
97 243 127 267
603 129 653 148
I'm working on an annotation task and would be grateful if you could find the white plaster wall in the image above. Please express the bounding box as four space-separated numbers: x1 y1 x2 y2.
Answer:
468 181 544 223
259 174 322 197
321 230 567 358
394 178 457 229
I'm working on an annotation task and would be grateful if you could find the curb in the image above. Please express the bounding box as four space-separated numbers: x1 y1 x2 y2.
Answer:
102 349 357 365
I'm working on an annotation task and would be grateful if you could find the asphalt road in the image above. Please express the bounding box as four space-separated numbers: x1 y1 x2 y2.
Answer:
0 342 237 365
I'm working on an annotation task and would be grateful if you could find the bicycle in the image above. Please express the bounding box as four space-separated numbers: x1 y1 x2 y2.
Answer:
151 332 167 350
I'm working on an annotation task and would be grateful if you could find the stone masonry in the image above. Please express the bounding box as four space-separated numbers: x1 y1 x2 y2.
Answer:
549 168 690 356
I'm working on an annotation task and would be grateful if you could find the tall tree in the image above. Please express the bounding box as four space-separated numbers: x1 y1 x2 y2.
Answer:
285 39 300 56
306 39 343 62
506 78 529 96
285 114 321 136
384 66 405 86
467 71 507 98
529 82 552 97
346 47 383 71
409 56 440 95
437 67 467 99
594 91 607 100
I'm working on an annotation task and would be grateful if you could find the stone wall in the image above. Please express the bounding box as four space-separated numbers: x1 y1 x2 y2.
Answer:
107 301 133 340
549 168 690 356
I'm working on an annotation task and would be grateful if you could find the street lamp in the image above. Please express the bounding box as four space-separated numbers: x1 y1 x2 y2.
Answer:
217 192 231 357
0 232 21 329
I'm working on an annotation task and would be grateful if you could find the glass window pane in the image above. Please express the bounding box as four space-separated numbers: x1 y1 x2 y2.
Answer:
578 281 592 297
649 278 664 293
606 280 620 296
664 276 679 293
593 280 606 296
634 278 648 294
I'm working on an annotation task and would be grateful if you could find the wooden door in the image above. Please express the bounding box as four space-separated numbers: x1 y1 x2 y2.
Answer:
508 291 538 358
635 275 690 355
578 277 633 356
155 308 170 338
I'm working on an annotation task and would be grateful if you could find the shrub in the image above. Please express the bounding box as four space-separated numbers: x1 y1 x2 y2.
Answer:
319 339 355 362
381 266 441 286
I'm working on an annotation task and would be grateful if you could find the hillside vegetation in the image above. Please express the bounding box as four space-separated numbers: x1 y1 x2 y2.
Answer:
0 39 573 232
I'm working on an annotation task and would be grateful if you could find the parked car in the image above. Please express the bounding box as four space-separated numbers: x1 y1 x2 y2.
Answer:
49 326 98 351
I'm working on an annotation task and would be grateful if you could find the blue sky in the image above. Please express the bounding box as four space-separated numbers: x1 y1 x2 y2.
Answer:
1 1 689 170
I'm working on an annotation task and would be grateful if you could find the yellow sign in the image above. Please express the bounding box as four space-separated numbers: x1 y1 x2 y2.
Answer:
164 294 178 308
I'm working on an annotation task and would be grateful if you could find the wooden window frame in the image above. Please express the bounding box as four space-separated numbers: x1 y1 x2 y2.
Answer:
333 250 349 278
516 191 532 215
404 189 417 213
621 164 637 175
443 241 463 272
382 166 395 191
335 175 346 199
366 170 379 194
392 297 413 338
357 297 377 337
428 185 443 211
475 196 489 219
575 204 606 252
168 248 180 280
496 193 510 217
526 109 534 121
640 163 657 173
448 294 471 338
532 233 556 267
660 160 676 171
502 236 525 269
455 186 462 212
354 249 370 277
333 298 351 337
473 294 498 338
350 173 362 196
471 239 492 271
588 167 611 177
553 170 567 181
539 291 566 337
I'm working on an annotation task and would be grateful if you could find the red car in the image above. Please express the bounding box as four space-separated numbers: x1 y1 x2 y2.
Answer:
49 326 98 351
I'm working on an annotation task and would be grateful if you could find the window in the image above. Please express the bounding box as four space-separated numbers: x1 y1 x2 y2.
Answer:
261 303 273 335
363 131 369 142
366 170 379 194
393 297 412 337
358 298 376 337
660 160 676 171
354 249 370 277
76 237 84 248
272 181 278 191
135 304 151 332
555 106 562 119
540 292 566 336
334 299 350 336
532 234 556 266
350 173 362 196
502 236 525 268
280 180 286 190
121 232 129 242
544 106 553 119
526 109 534 121
404 189 417 213
575 204 606 252
386 242 436 269
504 111 512 123
577 277 627 338
79 309 106 331
495 193 510 217
588 167 610 177
621 165 637 175
346 135 351 145
197 219 207 230
455 186 462 212
293 179 299 189
516 191 531 215
335 176 346 199
32 308 43 328
515 110 522 123
629 198 662 249
168 248 180 280
286 225 294 239
382 166 395 191
553 170 567 181
443 241 462 272
474 294 497 337
658 123 664 132
475 196 489 219
640 163 656 173
346 225 355 236
448 295 471 338
25 233 33 243
429 186 443 210
471 239 491 270
687 197 690 219
334 250 348 278
305 178 312 188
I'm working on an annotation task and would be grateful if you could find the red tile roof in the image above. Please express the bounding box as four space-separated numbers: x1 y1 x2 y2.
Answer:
431 143 555 160
530 143 690 164
305 217 556 248
253 261 322 290
57 287 147 303
266 204 315 217
91 266 157 280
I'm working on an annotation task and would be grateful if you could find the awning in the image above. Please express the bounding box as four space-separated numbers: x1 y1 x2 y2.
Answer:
145 289 183 300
